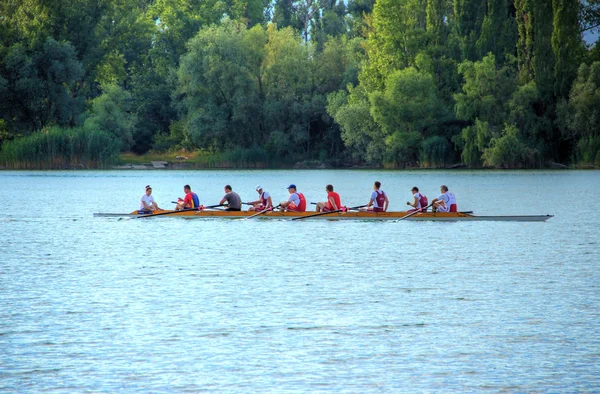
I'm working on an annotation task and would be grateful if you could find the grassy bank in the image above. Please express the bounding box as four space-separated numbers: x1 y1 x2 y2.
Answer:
120 148 294 169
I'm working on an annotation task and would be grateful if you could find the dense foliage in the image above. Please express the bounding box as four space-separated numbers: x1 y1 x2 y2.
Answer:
0 0 598 168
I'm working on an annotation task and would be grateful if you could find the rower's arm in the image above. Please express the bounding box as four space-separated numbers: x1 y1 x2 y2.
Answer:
266 196 273 208
408 196 418 208
384 195 389 212
367 198 374 208
219 197 227 205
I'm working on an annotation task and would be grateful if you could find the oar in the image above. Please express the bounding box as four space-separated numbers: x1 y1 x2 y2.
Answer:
245 204 280 220
171 202 223 209
395 203 433 222
310 202 361 211
344 205 365 212
291 205 367 221
136 208 197 218
138 204 223 218
201 206 226 211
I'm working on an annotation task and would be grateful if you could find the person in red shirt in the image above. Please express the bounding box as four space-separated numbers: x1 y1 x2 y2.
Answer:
175 185 200 211
280 184 306 212
316 184 342 212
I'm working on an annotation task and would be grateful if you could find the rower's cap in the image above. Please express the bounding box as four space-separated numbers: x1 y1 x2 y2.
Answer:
287 184 296 189
255 185 262 191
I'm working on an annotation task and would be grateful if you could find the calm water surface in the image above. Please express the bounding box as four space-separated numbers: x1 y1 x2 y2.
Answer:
1 170 599 392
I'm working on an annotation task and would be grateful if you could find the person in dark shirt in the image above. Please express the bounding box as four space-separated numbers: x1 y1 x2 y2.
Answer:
219 185 242 211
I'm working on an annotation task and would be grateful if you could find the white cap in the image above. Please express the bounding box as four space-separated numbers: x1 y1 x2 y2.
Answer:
255 185 262 191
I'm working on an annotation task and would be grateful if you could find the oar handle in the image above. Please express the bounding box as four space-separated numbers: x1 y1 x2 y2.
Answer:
246 204 280 220
396 203 433 222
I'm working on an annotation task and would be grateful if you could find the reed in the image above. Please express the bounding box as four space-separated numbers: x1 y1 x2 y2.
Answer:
190 147 272 168
576 136 600 167
0 126 120 169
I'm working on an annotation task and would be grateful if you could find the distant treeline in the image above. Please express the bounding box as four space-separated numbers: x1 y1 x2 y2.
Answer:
0 0 599 169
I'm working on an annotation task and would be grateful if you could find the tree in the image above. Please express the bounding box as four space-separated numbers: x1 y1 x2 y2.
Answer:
359 0 428 91
369 67 443 166
1 38 83 133
452 0 487 61
552 0 584 98
476 0 517 65
454 54 517 165
84 83 136 151
563 62 600 164
327 87 385 163
177 21 264 151
263 24 315 156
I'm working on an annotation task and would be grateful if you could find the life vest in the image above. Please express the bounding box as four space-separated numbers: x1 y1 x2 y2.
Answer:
191 192 200 209
374 190 386 212
419 193 428 211
296 192 306 212
327 192 341 210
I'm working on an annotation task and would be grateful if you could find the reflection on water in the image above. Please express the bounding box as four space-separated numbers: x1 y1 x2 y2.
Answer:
1 170 599 391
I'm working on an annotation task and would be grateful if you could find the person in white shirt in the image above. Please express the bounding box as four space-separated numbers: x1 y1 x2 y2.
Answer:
406 186 425 212
431 185 457 213
139 185 160 212
248 185 273 211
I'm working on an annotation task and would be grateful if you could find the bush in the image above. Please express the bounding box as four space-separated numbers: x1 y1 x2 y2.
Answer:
482 124 540 168
420 135 452 167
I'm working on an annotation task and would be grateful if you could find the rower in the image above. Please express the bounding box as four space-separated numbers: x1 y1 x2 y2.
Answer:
406 186 428 212
248 185 273 212
360 181 389 212
316 184 342 212
219 185 242 211
175 184 200 211
280 184 306 212
431 185 457 212
139 185 160 213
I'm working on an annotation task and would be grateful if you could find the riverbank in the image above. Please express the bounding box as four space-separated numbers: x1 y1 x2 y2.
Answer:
117 152 357 170
114 153 595 170
1 149 597 170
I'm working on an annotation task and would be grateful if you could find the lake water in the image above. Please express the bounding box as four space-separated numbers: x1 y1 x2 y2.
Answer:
1 170 599 392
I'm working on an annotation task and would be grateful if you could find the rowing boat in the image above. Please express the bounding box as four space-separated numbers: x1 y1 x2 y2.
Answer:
93 210 554 221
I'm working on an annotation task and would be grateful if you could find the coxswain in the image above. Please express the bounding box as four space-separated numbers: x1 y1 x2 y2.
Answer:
360 181 389 212
139 185 160 212
280 184 306 212
431 185 457 212
175 184 200 211
248 185 273 211
406 186 428 212
316 184 342 212
219 185 242 211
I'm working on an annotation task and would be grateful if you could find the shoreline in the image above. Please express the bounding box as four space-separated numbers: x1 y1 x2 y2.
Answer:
1 163 596 171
